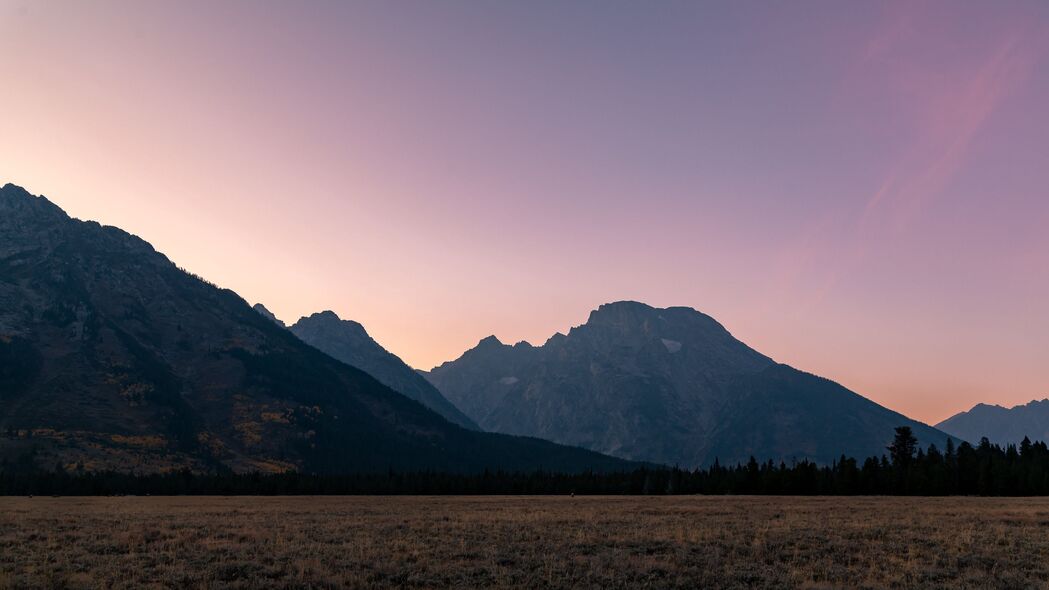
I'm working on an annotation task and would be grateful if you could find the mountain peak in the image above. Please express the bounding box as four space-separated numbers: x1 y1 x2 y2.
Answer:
586 301 656 324
0 183 66 220
972 402 1001 409
2 183 42 205
582 301 728 338
477 335 505 348
297 310 368 337
252 303 286 328
297 309 341 323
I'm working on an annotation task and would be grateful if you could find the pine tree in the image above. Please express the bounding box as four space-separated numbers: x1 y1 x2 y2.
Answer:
888 426 919 467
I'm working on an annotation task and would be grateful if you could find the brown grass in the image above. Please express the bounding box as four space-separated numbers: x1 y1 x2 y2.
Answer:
2 496 1049 589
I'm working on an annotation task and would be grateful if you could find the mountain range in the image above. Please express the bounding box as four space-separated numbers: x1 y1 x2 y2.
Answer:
0 183 631 474
936 399 1049 446
424 301 954 466
1 182 973 474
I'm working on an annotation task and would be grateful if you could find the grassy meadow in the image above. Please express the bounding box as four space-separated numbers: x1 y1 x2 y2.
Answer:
2 495 1049 589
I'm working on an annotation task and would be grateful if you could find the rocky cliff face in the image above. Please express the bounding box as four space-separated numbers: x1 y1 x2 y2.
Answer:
0 183 631 474
424 301 954 466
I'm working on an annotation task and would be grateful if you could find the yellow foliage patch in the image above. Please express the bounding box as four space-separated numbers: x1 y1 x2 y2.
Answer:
234 421 263 446
245 458 297 473
109 434 167 448
260 411 290 424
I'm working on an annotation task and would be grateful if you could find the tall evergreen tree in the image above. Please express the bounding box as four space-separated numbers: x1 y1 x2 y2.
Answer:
888 426 919 467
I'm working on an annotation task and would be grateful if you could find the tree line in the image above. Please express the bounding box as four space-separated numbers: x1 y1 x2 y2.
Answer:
4 428 1049 496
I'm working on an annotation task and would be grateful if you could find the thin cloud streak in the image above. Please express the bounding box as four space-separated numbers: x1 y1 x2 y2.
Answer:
862 33 1039 233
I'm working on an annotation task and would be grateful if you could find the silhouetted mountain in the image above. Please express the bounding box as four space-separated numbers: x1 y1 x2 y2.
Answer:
937 399 1049 446
0 183 632 474
423 301 953 466
287 310 478 429
252 303 285 328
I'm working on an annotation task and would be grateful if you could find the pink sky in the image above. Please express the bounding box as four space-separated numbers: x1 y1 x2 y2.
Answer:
2 1 1047 424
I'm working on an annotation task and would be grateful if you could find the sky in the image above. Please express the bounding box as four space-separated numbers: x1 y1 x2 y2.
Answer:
1 1 1047 424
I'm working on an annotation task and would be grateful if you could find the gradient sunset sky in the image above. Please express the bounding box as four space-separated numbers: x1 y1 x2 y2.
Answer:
2 1 1047 424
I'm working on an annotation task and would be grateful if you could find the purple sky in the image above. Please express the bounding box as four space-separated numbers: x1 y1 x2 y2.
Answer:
1 1 1047 423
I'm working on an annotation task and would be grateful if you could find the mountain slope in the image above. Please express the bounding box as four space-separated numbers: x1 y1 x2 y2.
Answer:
937 399 1049 446
0 183 631 474
286 310 478 430
423 301 953 466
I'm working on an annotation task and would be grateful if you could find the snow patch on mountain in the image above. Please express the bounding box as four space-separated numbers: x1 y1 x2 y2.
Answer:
661 338 682 353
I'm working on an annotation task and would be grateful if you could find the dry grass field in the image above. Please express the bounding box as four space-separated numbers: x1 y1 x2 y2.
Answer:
2 495 1049 589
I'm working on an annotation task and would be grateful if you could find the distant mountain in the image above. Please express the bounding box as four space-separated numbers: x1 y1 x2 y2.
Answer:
936 399 1049 446
0 183 632 474
285 310 478 430
423 301 954 466
252 303 285 328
